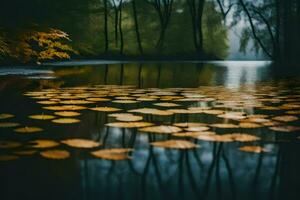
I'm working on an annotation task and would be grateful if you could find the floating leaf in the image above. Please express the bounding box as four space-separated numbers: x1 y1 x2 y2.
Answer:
91 148 133 160
60 100 94 105
272 115 298 122
86 97 110 102
210 124 239 128
0 155 19 161
116 115 143 122
14 150 37 155
108 113 135 118
29 114 56 120
52 118 80 124
153 102 180 107
184 126 210 132
202 110 224 115
112 100 138 104
139 125 182 134
0 113 14 119
227 133 261 142
151 140 199 149
129 108 174 116
29 140 59 148
173 131 216 137
239 122 263 128
173 122 207 127
61 139 101 148
54 111 81 117
0 141 22 148
43 105 87 111
14 126 43 133
106 122 153 128
247 117 271 123
239 146 267 153
218 112 246 120
37 100 58 105
195 135 234 142
0 122 20 128
40 150 70 159
269 126 300 132
286 110 300 115
89 107 122 112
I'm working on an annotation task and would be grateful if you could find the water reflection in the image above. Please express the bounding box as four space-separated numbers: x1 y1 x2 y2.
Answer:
0 61 298 200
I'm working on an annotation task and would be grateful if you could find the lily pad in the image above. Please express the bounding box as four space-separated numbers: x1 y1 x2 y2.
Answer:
54 111 81 117
0 155 19 161
0 141 22 148
0 122 20 128
139 125 182 134
151 140 199 149
29 114 56 120
210 124 239 129
239 146 267 153
272 115 298 122
52 118 80 124
40 150 70 159
90 107 122 112
61 139 101 148
91 148 133 160
14 126 43 133
106 122 153 128
269 126 300 132
0 113 14 119
29 140 59 148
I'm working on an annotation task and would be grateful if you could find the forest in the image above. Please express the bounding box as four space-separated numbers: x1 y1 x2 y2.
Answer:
0 0 299 66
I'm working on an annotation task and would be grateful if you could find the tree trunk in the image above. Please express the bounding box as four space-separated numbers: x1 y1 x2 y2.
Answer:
103 0 109 53
132 0 143 54
119 0 124 54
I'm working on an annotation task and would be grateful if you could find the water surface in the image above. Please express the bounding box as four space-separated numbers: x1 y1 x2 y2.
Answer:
1 61 300 200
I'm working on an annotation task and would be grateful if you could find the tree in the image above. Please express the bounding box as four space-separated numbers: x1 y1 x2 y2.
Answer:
148 0 174 50
187 0 206 54
103 0 109 52
9 28 77 63
132 0 143 54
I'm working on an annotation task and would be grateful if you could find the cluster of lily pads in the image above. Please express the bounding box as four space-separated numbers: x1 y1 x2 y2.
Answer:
1 84 300 161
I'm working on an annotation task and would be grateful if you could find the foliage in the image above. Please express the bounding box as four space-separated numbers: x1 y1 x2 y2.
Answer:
0 34 10 59
0 28 78 63
10 28 78 63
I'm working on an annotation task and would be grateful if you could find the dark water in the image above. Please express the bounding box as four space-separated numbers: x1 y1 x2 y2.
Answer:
1 61 300 200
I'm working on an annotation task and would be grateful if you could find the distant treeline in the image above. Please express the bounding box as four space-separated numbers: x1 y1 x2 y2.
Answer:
0 0 299 66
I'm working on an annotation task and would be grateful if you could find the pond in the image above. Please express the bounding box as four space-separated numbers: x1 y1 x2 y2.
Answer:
1 61 300 200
